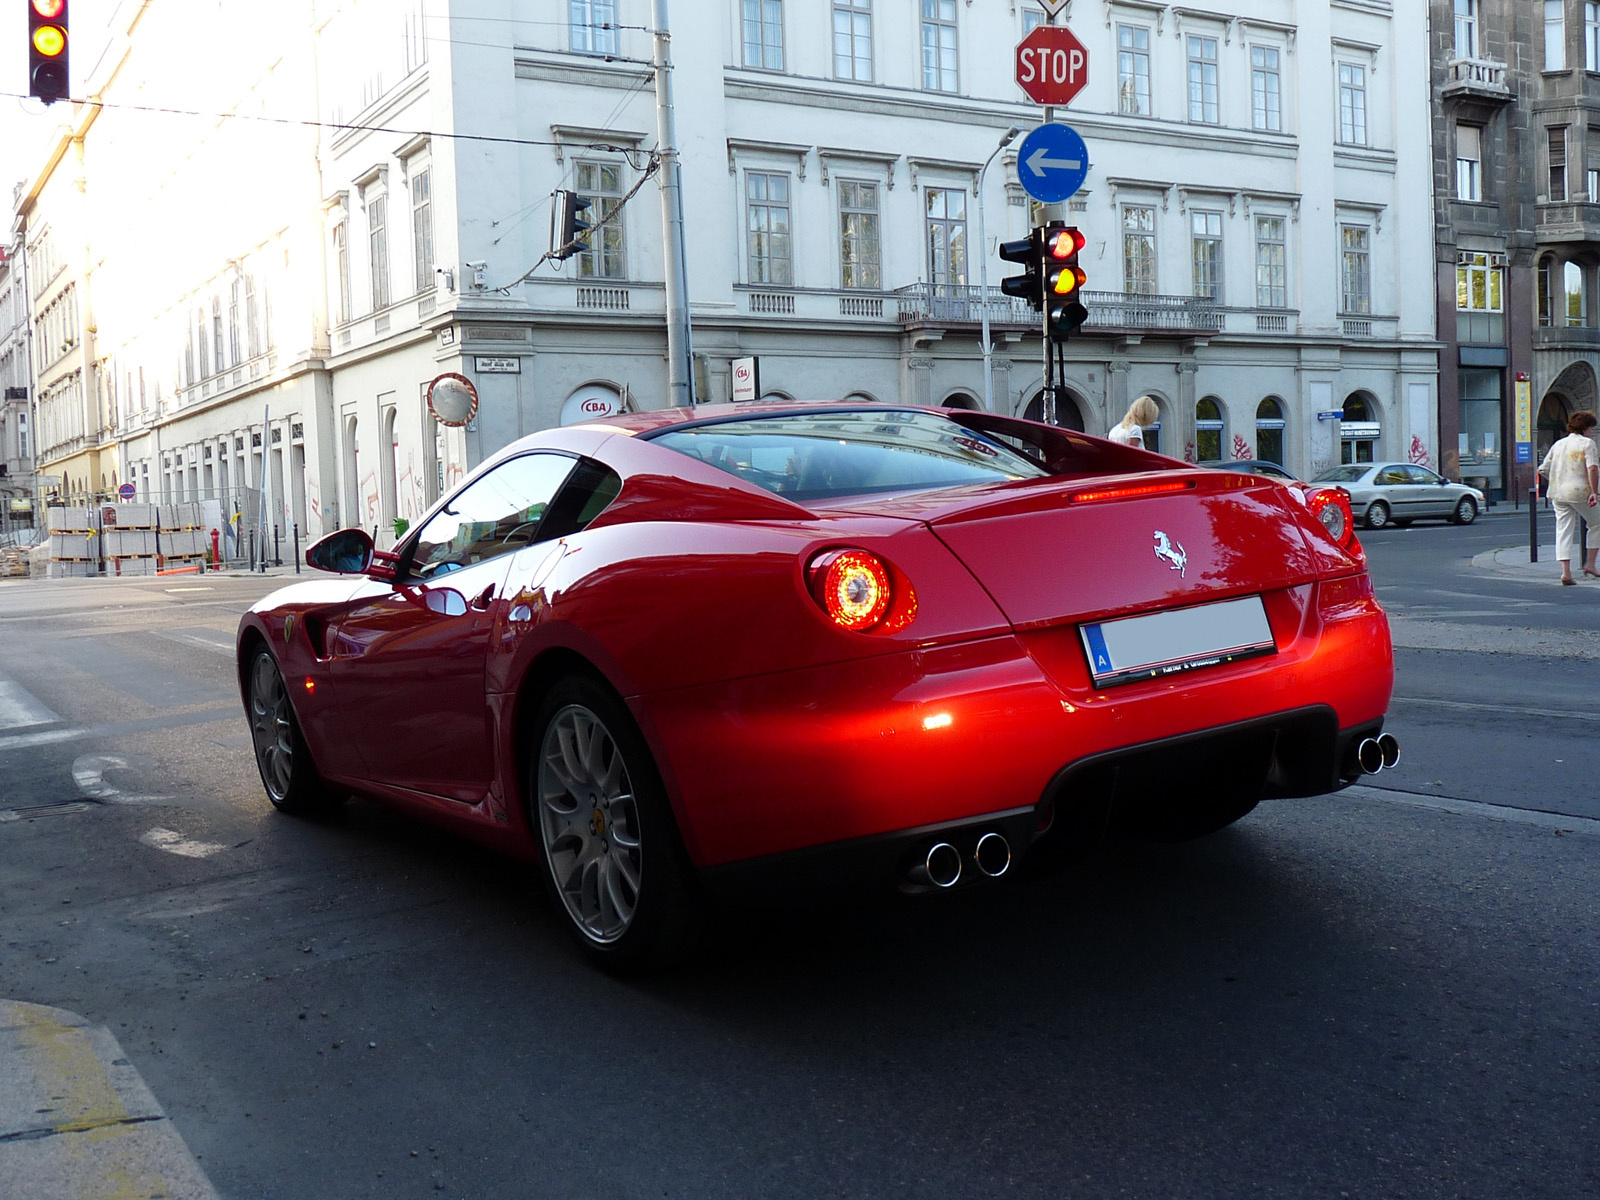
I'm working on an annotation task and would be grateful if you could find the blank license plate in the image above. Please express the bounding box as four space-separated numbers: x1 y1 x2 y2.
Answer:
1080 595 1276 687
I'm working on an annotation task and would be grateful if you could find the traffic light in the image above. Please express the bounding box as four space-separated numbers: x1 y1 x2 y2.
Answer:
550 189 592 261
1042 223 1088 341
998 230 1043 312
28 0 69 105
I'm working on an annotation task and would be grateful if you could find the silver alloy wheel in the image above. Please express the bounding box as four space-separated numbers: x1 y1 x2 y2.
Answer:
249 652 294 802
537 703 643 944
1366 501 1389 530
1456 497 1477 524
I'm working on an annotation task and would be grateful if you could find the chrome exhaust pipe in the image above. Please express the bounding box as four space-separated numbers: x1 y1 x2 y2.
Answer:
1345 737 1384 777
974 832 1011 878
909 842 963 889
1377 733 1399 770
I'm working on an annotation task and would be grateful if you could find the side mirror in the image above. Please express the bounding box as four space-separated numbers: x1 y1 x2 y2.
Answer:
305 528 375 575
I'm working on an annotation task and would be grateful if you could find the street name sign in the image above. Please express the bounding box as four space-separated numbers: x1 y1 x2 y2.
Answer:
1016 123 1089 204
1015 25 1089 107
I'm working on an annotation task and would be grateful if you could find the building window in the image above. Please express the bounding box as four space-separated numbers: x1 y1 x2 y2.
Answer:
1566 260 1586 326
246 275 261 358
368 194 390 310
1256 397 1286 464
1590 2 1600 68
1122 205 1156 295
1547 0 1566 70
1538 256 1555 326
1589 167 1600 202
333 222 350 324
1340 225 1371 315
921 0 959 93
570 0 618 55
1022 9 1046 34
1338 63 1367 146
1251 46 1281 132
195 308 208 378
742 0 784 71
1457 251 1503 313
1117 25 1151 115
1455 0 1476 59
1195 397 1224 461
228 280 241 366
1187 35 1219 124
212 297 225 370
746 172 792 285
1550 126 1568 201
412 165 434 290
574 161 626 279
839 179 881 289
834 0 872 81
925 188 967 287
1190 211 1222 300
1456 124 1482 200
1255 216 1287 308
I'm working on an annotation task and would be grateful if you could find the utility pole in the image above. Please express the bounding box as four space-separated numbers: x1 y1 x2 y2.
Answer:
653 0 693 408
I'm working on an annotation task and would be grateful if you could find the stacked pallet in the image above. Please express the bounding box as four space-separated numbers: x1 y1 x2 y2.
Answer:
0 545 29 578
102 504 157 576
46 508 100 578
158 502 208 569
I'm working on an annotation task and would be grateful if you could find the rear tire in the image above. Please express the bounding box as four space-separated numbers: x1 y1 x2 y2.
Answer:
1364 501 1390 530
1452 496 1478 525
529 675 702 973
247 646 336 816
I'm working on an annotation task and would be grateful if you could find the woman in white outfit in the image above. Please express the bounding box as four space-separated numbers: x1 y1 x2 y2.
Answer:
1537 410 1600 586
1107 395 1159 448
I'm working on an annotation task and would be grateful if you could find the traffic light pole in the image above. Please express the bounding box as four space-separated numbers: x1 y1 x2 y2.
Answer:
653 0 694 408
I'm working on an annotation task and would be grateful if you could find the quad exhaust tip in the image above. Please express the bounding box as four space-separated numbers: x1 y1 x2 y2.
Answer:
1377 732 1400 769
909 842 963 889
974 832 1011 878
1348 733 1400 778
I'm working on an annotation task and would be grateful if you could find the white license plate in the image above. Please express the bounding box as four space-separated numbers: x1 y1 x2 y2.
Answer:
1080 595 1276 687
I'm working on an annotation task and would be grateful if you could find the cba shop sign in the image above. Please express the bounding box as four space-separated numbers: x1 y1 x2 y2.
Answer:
560 388 622 426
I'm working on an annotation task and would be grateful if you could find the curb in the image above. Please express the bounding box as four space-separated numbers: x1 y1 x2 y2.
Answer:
0 1000 218 1200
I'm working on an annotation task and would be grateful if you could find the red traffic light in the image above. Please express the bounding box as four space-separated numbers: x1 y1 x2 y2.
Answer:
32 0 66 17
1046 227 1087 259
28 0 69 103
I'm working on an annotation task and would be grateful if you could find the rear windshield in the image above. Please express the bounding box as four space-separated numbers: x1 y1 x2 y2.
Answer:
1311 465 1369 484
650 409 1049 501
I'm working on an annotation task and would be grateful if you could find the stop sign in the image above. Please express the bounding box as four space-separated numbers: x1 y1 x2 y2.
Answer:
1015 26 1089 106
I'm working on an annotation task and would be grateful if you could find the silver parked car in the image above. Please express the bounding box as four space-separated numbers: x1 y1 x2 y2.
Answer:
1309 462 1486 529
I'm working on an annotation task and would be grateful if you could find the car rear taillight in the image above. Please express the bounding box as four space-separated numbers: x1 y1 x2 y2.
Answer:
1306 487 1359 552
807 549 917 634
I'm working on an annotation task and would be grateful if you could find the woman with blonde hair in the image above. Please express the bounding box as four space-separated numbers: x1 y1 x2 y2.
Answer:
1107 395 1159 448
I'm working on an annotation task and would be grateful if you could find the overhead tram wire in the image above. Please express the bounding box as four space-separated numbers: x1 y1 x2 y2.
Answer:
0 93 642 155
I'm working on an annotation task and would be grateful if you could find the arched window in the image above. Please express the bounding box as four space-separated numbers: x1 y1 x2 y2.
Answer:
343 414 360 532
380 405 399 527
1565 260 1586 327
1255 397 1286 464
942 392 980 410
1342 394 1370 422
1195 396 1224 461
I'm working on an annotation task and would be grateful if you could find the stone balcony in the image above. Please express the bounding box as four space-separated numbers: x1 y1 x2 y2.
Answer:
1441 57 1513 104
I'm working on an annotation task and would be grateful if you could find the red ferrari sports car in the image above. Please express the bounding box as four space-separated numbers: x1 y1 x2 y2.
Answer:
238 403 1395 969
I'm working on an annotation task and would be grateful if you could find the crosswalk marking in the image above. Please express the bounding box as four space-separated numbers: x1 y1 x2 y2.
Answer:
0 677 60 732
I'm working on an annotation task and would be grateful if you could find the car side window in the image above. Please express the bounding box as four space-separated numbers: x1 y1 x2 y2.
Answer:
407 453 577 580
1375 467 1407 485
1400 466 1436 485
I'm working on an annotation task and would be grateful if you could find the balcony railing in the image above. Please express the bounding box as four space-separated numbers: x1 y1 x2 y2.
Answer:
1443 56 1511 101
894 284 1223 335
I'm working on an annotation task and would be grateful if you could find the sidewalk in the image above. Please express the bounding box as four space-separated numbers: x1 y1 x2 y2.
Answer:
1472 540 1598 584
0 1000 218 1200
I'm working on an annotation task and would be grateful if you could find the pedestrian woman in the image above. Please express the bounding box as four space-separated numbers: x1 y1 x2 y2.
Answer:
1537 409 1600 585
1108 395 1159 448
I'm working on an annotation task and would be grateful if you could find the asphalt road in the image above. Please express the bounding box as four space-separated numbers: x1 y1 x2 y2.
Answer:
1 523 1597 1200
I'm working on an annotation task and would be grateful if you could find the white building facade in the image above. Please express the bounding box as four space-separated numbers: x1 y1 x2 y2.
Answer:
15 0 1437 552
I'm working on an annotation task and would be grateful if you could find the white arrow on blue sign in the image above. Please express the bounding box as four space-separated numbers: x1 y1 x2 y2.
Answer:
1015 122 1089 205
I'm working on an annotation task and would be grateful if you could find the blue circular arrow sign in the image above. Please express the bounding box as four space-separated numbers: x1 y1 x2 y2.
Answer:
1016 122 1090 204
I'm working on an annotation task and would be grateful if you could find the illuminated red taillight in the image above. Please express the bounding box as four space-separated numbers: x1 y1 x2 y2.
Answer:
1306 487 1359 552
1067 478 1194 504
808 549 917 634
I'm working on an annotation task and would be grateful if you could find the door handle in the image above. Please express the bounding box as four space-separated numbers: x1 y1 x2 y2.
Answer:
469 585 496 611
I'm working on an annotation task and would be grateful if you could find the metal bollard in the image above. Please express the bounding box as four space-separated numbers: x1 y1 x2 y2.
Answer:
249 529 257 572
1529 488 1539 564
274 524 282 568
293 523 301 575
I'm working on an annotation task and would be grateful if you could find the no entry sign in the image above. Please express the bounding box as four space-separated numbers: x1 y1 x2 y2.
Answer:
1016 25 1089 107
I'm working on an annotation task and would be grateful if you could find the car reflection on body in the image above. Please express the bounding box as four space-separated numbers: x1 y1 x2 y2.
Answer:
1311 461 1485 529
238 403 1397 972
